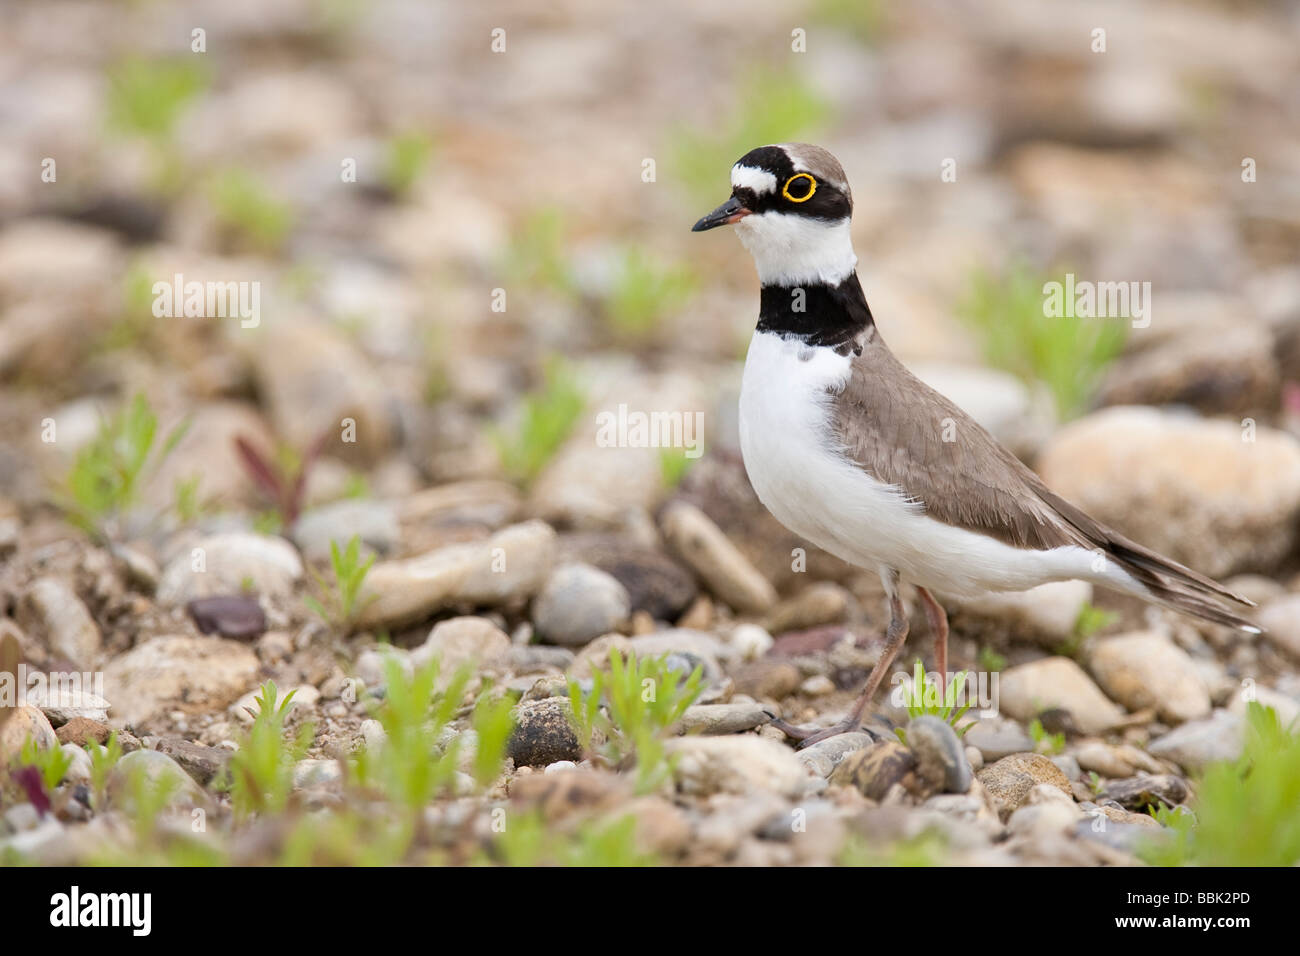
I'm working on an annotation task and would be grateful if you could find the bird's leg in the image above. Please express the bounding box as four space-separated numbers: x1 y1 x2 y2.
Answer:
769 576 910 749
916 586 948 699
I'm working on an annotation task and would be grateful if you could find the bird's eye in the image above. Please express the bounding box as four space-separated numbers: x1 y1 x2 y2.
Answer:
783 173 817 203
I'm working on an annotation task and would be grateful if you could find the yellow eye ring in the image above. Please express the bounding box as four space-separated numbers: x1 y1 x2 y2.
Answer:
782 173 817 203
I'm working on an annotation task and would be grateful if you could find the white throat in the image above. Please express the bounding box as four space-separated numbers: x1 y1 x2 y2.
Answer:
734 213 857 286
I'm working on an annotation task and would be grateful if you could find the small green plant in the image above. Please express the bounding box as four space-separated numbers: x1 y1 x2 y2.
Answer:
1028 717 1066 755
813 0 888 43
352 656 473 810
959 263 1127 420
207 168 295 254
1088 770 1104 797
224 681 314 819
481 810 656 867
659 448 698 489
976 646 1007 673
106 57 209 141
838 829 948 866
893 660 974 743
603 249 697 340
491 359 585 487
470 690 516 790
382 130 434 198
1058 600 1118 657
86 733 124 808
671 67 833 207
17 737 71 792
1140 703 1300 866
504 207 576 296
60 393 190 539
304 535 376 634
567 649 704 794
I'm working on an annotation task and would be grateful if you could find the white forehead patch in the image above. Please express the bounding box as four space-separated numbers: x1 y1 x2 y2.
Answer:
731 164 778 195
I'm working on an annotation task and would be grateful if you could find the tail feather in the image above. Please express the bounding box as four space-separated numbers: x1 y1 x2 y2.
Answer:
1035 486 1261 633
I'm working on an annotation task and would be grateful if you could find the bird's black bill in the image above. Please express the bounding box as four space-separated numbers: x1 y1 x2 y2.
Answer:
691 195 750 232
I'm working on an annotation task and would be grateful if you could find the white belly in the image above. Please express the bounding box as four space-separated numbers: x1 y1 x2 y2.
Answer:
737 331 1102 598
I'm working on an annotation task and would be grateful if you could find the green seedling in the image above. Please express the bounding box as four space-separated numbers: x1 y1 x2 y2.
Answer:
207 168 295 255
491 359 584 487
60 393 190 540
1029 717 1066 755
893 659 974 743
567 649 704 794
304 535 376 635
224 681 314 819
959 263 1126 420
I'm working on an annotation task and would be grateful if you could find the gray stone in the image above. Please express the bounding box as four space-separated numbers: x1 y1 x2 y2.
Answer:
355 521 555 629
109 750 208 810
293 498 400 564
668 735 811 798
907 716 973 794
532 563 630 646
675 702 770 735
157 532 303 606
1147 709 1243 772
103 635 260 728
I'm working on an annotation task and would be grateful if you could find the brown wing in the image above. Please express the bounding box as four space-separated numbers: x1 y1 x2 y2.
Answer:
830 332 1079 551
831 330 1255 625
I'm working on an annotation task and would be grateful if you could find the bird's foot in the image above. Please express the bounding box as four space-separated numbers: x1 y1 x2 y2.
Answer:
767 715 861 750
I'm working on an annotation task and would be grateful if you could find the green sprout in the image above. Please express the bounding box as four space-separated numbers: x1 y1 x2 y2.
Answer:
60 393 190 540
17 737 71 792
1141 703 1300 866
1028 717 1066 755
207 168 295 255
491 359 585 487
567 649 704 794
893 659 974 743
959 263 1127 421
304 534 377 634
603 249 697 341
382 131 434 198
223 681 314 819
86 732 124 809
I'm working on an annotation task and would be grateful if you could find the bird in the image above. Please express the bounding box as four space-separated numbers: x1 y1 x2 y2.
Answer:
692 143 1260 748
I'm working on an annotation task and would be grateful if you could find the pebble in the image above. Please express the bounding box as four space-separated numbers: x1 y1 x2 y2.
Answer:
724 624 772 662
976 753 1074 819
963 716 1036 762
103 635 260 727
560 535 698 620
55 716 112 747
668 735 811 798
293 758 343 790
1257 594 1300 660
1073 740 1163 779
411 616 512 675
956 581 1092 649
831 739 917 800
794 731 873 778
1228 684 1300 728
1101 774 1189 812
675 702 771 735
0 705 59 763
660 501 777 614
731 659 802 700
20 577 100 667
1038 406 1300 578
292 498 400 564
1146 709 1243 772
108 750 208 810
907 716 973 794
998 656 1125 734
800 674 836 697
156 533 304 606
26 685 110 725
186 595 266 640
154 737 232 785
508 697 583 767
1089 631 1211 724
765 583 851 633
355 520 555 629
531 563 630 646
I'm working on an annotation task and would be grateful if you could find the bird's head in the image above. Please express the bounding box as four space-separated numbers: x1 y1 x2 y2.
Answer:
691 143 856 286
